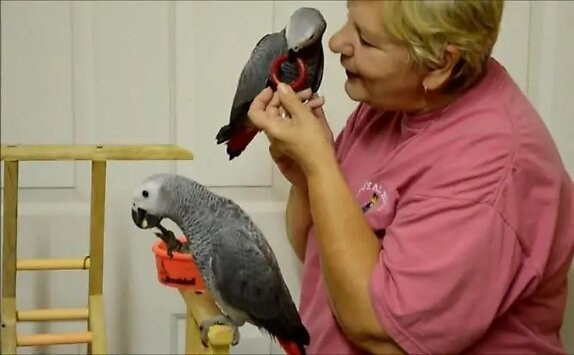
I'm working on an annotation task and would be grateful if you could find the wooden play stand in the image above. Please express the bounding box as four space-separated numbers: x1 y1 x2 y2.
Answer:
0 144 234 354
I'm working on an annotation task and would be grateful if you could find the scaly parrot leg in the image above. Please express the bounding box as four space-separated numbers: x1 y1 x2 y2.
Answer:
199 314 240 347
155 224 183 259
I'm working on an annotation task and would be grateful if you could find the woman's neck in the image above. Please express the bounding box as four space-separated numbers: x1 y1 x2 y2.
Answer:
409 90 462 116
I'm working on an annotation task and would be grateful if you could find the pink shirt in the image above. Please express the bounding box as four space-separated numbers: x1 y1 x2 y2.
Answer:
299 58 574 354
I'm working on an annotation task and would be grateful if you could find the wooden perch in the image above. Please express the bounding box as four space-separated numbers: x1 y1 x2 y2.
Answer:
1 144 195 354
17 331 93 346
179 289 235 354
17 258 90 270
17 308 89 322
1 161 19 353
0 144 194 161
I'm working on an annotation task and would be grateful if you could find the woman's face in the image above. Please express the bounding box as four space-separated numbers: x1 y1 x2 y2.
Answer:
328 1 426 111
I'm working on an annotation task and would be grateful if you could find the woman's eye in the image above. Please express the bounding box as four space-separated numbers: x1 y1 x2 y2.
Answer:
360 36 374 47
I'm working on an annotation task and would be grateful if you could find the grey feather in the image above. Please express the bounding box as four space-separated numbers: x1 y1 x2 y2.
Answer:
231 31 287 111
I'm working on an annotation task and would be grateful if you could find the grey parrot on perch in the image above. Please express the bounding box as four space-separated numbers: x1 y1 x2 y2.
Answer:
216 7 327 160
130 173 310 355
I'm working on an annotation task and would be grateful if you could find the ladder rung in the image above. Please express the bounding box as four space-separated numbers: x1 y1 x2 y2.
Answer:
17 308 89 321
16 258 90 271
17 331 93 346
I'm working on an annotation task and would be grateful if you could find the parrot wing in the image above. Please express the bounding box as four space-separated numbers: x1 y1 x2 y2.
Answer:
311 45 324 92
229 31 287 123
215 30 287 148
212 225 307 342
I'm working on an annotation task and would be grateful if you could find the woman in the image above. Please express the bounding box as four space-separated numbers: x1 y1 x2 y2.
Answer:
249 1 573 354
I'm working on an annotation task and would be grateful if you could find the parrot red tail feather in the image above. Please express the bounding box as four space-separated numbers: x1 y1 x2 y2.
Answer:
225 125 260 161
278 338 306 355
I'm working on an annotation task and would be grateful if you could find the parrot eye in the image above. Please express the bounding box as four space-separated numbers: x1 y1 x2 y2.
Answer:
142 190 149 198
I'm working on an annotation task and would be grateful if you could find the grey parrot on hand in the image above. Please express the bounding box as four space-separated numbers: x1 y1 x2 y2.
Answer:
216 7 326 160
131 173 310 355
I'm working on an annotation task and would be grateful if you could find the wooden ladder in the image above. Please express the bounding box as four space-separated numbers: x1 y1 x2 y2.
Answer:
0 144 194 354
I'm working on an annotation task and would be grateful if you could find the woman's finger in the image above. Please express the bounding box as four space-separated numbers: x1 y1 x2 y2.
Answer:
268 89 315 118
251 87 274 112
296 88 313 101
266 92 288 118
248 87 275 129
266 105 280 118
267 89 311 109
307 96 325 110
269 91 281 107
266 92 281 117
277 83 311 120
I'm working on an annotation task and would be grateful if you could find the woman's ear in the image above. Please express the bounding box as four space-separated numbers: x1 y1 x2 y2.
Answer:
422 45 460 91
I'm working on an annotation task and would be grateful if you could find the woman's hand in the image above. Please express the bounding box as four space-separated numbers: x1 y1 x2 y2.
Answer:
266 86 330 189
269 144 308 190
248 83 336 178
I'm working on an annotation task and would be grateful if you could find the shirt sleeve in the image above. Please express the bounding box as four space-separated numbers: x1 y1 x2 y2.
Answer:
368 195 524 354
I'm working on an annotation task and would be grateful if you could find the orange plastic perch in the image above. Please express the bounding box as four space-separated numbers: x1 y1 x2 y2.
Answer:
152 237 205 291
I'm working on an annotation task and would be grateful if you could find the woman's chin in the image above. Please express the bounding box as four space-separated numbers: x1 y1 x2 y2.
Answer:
344 79 366 102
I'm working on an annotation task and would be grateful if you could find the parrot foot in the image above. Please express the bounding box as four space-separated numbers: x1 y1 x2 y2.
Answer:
199 314 240 347
154 226 182 259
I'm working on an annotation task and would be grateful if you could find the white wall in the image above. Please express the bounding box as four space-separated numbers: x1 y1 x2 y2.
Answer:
528 2 574 174
1 1 572 354
527 2 574 349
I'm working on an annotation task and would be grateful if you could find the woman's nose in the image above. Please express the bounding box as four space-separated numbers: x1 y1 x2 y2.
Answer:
329 27 353 57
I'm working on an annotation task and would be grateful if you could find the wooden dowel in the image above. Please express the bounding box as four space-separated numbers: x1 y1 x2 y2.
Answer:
179 289 227 325
88 160 108 355
89 161 105 296
17 257 90 271
179 289 233 354
1 298 17 353
17 308 89 321
205 326 234 355
1 160 19 354
0 144 194 161
17 331 93 346
183 294 205 355
88 295 107 353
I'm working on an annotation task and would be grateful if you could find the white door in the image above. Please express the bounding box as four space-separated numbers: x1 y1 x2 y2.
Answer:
4 1 570 354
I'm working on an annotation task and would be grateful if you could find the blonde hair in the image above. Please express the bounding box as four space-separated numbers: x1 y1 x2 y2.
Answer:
381 0 505 92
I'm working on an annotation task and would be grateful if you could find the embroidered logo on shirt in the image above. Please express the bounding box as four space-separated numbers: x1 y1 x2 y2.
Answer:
361 192 379 212
358 181 389 213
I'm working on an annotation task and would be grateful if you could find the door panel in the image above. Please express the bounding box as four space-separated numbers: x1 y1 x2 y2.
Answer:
1 1 75 188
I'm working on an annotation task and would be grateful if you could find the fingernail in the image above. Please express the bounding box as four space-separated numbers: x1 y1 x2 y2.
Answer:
278 83 290 93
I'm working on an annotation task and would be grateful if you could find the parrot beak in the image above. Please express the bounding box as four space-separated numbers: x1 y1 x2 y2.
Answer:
131 207 161 229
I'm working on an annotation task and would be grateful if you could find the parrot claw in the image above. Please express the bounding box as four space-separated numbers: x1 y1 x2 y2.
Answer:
199 315 240 347
154 228 183 259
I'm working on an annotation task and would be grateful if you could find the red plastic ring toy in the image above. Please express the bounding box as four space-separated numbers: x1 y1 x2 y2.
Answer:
269 53 307 91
